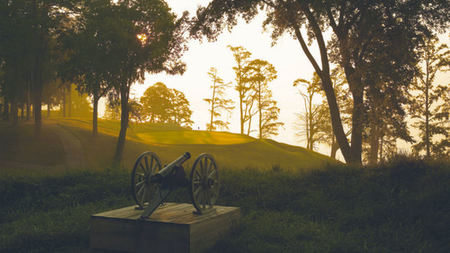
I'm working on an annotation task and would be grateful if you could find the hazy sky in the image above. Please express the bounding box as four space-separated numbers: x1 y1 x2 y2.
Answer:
101 0 449 159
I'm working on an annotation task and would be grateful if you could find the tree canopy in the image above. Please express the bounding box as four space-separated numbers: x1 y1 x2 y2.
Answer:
191 0 449 164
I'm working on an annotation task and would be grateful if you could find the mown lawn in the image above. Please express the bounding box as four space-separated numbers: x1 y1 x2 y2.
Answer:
1 160 449 252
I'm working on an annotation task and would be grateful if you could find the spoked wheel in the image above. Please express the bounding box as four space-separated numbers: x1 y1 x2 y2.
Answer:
131 151 162 208
190 153 219 213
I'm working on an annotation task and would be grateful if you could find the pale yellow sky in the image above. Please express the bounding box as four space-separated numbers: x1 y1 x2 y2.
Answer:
101 1 449 159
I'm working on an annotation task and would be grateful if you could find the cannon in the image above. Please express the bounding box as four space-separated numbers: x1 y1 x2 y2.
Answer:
130 152 219 218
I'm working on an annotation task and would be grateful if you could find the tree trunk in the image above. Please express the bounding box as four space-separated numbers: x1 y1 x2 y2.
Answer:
350 87 364 165
258 82 262 139
321 76 355 163
33 89 43 135
379 135 384 163
247 113 252 135
68 85 72 117
26 102 31 121
292 18 355 164
239 92 244 134
3 99 9 121
21 104 25 120
308 96 313 150
93 94 99 136
113 85 130 166
11 98 18 126
47 101 51 118
330 135 339 159
62 86 66 117
368 123 379 165
26 82 31 120
209 82 215 131
425 79 430 158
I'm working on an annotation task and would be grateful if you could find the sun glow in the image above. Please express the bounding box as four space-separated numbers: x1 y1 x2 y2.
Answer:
136 33 148 45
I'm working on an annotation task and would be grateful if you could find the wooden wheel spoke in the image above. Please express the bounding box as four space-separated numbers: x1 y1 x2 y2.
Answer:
144 156 150 172
139 163 146 173
135 180 145 187
137 183 145 196
195 169 201 178
208 168 216 178
194 186 201 198
150 157 154 173
206 161 213 174
203 158 209 176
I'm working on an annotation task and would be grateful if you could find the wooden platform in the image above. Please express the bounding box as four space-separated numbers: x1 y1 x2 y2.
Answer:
90 203 240 253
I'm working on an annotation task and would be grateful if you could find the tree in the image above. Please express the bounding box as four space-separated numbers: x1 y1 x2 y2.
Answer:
409 37 449 159
190 0 449 165
243 59 281 139
61 0 114 136
80 0 188 166
316 68 353 158
204 67 234 131
228 45 253 134
140 82 174 123
104 95 121 121
170 88 193 127
293 73 324 150
0 0 73 133
140 82 193 127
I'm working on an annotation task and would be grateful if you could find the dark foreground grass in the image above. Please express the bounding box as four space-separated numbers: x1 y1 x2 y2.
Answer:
0 160 449 252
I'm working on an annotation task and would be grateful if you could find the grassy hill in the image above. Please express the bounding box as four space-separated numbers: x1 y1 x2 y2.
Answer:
0 118 448 252
0 117 337 175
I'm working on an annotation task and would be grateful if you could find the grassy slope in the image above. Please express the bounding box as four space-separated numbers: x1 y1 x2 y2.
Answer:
0 160 448 252
0 117 336 175
0 122 65 167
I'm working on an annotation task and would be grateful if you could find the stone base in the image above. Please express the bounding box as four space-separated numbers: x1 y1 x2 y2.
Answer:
90 203 240 253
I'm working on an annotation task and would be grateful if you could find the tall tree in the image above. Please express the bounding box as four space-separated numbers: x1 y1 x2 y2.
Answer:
293 73 324 150
190 0 449 165
61 0 114 136
409 37 449 159
243 59 281 139
204 67 234 131
228 45 252 134
80 0 188 166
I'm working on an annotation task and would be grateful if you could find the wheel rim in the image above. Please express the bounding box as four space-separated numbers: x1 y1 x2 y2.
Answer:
190 153 219 213
131 151 161 208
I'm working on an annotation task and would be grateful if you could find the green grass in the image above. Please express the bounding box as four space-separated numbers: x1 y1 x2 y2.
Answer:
1 160 449 252
0 117 336 173
0 122 65 167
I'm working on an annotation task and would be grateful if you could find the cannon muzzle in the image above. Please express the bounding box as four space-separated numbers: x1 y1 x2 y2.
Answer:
154 152 191 179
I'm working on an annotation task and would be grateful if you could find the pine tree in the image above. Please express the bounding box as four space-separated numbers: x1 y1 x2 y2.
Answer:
204 67 234 131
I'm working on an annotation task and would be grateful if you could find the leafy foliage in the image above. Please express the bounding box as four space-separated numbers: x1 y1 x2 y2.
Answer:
140 82 193 127
409 37 449 159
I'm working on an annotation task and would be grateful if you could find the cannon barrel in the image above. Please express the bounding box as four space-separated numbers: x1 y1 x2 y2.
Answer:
153 152 191 180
